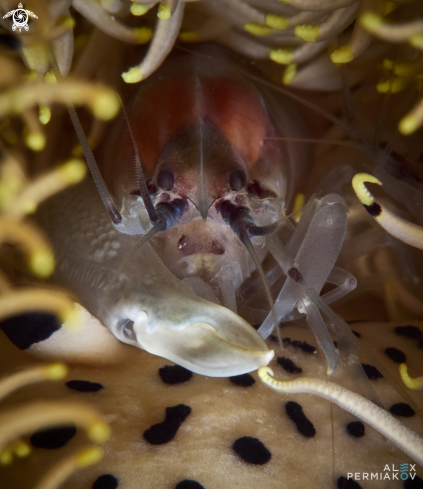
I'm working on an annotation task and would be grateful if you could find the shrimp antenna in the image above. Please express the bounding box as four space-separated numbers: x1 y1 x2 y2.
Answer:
119 97 159 223
218 199 279 330
47 48 122 225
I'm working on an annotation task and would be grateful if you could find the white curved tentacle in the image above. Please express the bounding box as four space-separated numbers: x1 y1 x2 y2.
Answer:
259 367 423 468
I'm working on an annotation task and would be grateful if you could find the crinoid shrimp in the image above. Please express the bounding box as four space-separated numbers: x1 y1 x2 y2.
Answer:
1 0 423 486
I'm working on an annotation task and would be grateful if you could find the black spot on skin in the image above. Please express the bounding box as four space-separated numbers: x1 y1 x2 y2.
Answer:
394 325 422 339
159 365 193 385
385 347 406 363
285 401 316 437
232 436 271 465
337 476 362 488
230 374 255 387
144 404 191 445
30 425 76 449
291 339 316 354
277 356 302 374
363 202 382 217
419 339 423 349
66 380 104 392
269 335 278 342
361 363 383 380
346 421 365 438
175 480 205 489
352 330 361 338
404 475 423 488
0 33 21 50
389 403 415 417
0 313 61 350
92 474 119 489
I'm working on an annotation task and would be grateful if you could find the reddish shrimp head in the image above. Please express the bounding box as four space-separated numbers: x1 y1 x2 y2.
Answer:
352 173 423 250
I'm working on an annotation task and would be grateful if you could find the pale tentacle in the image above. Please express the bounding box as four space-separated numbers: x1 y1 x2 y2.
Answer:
352 173 423 250
258 367 423 467
122 1 185 83
72 0 152 44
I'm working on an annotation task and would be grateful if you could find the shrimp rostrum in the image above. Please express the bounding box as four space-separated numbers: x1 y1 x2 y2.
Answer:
33 45 394 380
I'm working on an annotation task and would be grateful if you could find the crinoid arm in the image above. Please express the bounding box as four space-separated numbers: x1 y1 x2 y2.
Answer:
352 173 423 250
258 367 423 468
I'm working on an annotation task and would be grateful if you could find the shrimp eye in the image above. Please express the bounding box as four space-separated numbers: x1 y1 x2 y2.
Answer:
157 170 174 191
229 169 246 191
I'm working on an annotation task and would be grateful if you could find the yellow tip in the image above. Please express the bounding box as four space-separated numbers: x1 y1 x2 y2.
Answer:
43 70 57 84
360 11 383 32
382 58 394 70
44 363 68 380
58 159 87 184
399 363 423 390
270 49 293 65
399 114 418 135
122 66 143 84
294 24 320 42
25 132 46 152
25 69 39 82
157 4 171 19
330 45 354 64
13 441 31 458
244 22 272 37
179 31 199 42
292 192 305 222
39 105 51 125
0 450 12 466
57 15 75 29
134 26 152 43
283 64 297 85
130 3 148 16
394 62 416 77
30 250 55 278
88 422 111 444
92 91 119 120
384 2 397 15
265 14 288 30
410 33 423 49
376 77 407 94
62 305 82 330
352 173 381 206
77 447 103 468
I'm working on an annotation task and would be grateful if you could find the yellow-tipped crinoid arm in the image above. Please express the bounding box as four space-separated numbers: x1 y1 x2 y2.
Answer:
122 0 184 83
0 289 77 325
399 363 423 391
352 173 423 250
31 447 103 489
258 367 423 467
0 81 119 122
360 11 423 45
0 401 110 453
4 159 86 219
0 363 68 402
73 0 152 44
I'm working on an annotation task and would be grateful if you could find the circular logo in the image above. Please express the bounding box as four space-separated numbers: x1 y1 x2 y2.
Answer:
12 8 28 28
